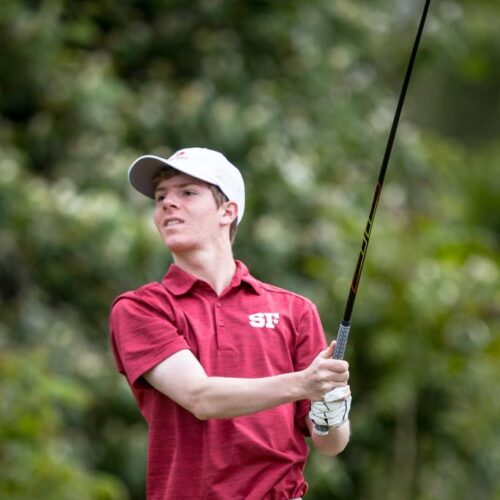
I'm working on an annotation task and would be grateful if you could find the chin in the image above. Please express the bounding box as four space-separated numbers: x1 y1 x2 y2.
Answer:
164 237 196 254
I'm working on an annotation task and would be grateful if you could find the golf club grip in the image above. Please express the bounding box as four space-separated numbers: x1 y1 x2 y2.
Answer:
333 321 351 360
313 321 351 435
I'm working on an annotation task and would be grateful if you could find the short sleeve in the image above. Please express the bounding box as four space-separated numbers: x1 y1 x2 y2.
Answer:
109 295 190 388
294 300 328 435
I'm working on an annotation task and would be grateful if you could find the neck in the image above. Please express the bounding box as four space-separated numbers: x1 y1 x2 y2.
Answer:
172 246 236 296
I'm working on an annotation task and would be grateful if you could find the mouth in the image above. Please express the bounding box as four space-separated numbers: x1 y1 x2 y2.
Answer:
163 218 184 228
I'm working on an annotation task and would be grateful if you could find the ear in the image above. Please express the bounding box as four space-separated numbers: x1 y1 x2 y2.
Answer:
220 201 238 227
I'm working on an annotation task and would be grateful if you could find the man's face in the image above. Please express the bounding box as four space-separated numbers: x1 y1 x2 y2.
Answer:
153 173 230 255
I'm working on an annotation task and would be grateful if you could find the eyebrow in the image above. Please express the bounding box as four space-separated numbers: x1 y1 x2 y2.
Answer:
154 181 205 194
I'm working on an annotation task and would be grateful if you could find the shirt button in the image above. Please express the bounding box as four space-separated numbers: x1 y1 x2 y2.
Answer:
218 320 224 327
216 302 221 308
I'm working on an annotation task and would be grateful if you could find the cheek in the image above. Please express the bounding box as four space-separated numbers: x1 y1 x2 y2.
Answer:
153 208 163 231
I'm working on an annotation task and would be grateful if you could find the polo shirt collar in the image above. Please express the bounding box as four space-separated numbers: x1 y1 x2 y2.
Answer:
162 260 262 296
231 260 262 295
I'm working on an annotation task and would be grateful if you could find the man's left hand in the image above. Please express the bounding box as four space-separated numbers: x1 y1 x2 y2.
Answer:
309 386 352 429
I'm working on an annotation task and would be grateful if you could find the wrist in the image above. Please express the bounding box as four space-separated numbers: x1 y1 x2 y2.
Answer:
290 369 308 401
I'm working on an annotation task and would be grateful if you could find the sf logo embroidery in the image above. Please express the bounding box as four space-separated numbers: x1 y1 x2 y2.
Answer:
248 313 280 329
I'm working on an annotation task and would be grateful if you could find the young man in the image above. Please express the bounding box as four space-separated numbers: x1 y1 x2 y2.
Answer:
109 147 352 500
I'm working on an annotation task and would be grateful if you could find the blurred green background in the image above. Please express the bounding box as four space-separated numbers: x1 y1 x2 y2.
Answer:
1 0 499 499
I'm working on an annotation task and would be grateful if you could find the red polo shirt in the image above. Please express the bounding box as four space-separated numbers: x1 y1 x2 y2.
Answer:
110 260 327 500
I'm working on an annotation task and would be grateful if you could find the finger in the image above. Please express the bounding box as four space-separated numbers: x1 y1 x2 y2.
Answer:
320 341 335 359
333 359 349 372
324 371 349 387
322 359 349 373
324 385 350 402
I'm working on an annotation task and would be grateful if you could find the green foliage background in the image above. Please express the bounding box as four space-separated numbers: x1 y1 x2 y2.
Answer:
1 0 498 499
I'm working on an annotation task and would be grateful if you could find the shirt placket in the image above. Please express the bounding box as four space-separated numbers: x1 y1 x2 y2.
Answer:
214 297 238 350
213 298 231 350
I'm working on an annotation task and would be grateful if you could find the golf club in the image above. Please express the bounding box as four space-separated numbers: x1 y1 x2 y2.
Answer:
314 0 433 435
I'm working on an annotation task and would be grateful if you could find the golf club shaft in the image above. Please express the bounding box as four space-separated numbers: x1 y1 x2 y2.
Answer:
314 0 432 435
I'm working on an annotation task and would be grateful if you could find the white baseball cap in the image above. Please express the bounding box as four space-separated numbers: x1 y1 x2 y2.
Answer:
128 147 245 223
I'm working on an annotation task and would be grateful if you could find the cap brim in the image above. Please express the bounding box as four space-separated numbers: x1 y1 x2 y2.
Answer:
128 155 174 199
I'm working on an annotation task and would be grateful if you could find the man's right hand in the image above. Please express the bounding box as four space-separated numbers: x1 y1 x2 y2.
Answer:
299 342 349 402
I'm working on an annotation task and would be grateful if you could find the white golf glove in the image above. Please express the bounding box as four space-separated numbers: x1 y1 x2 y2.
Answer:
309 386 352 433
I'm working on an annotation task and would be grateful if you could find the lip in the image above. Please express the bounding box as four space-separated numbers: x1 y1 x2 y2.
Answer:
163 218 184 228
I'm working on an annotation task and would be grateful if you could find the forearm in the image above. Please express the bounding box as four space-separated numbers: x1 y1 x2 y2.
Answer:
307 417 351 456
189 372 305 420
144 350 308 420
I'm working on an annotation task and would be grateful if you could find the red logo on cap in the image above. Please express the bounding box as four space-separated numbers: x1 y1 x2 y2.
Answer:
175 150 187 158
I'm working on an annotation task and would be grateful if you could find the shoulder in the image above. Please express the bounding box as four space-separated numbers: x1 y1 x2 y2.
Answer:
110 281 171 316
241 261 313 304
112 281 163 303
253 277 317 311
109 281 182 341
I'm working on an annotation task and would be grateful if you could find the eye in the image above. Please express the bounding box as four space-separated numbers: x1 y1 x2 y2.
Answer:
155 193 166 203
182 189 197 197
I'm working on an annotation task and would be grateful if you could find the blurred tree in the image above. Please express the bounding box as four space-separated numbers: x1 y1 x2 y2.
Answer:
0 0 498 499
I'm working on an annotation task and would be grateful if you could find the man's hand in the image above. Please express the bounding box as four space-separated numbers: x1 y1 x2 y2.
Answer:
309 386 352 433
299 342 349 402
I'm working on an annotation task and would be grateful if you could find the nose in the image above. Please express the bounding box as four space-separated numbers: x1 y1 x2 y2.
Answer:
161 194 180 210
